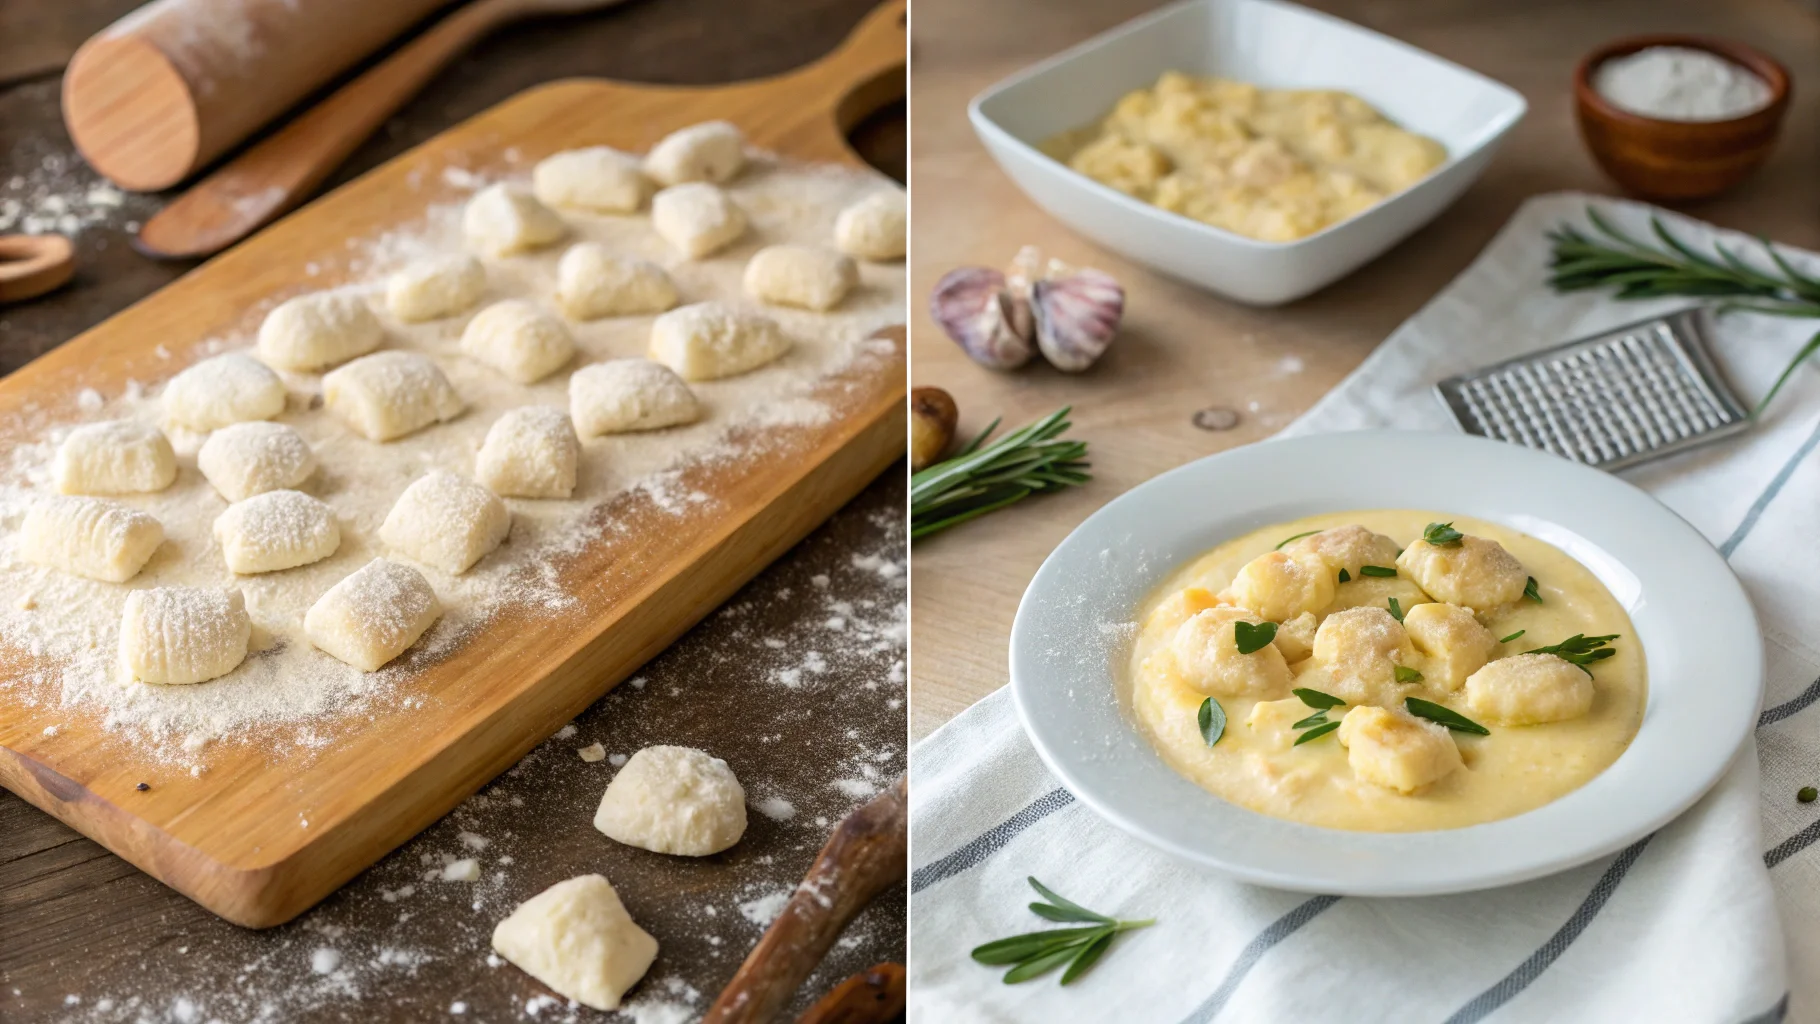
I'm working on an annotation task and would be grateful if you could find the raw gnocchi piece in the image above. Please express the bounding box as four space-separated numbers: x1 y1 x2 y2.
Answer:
20 496 163 582
1464 653 1594 725
1308 606 1419 707
833 189 906 261
161 353 286 431
1283 525 1402 577
477 407 579 499
648 302 790 381
556 244 677 320
197 421 318 502
464 183 565 257
322 351 464 442
643 120 745 186
257 292 384 371
491 874 657 1012
459 300 576 384
1326 575 1431 618
118 586 250 685
650 183 746 259
743 244 858 311
1169 606 1291 699
1143 585 1220 635
380 471 509 574
593 745 747 856
1223 550 1335 622
1397 534 1528 611
213 490 340 574
386 254 485 322
1274 610 1318 664
1337 705 1462 794
55 420 177 495
532 147 649 213
304 558 442 672
1402 602 1496 692
570 359 700 436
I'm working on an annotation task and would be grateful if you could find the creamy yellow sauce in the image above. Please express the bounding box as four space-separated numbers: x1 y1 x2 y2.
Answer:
1122 510 1645 832
1044 72 1447 242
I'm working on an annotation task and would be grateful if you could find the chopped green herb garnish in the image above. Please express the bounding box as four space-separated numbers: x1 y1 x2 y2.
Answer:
1801 787 1818 804
973 877 1155 986
1233 620 1278 655
1275 530 1320 550
1337 568 1351 583
1387 597 1406 622
1291 710 1329 730
1293 720 1342 745
1423 522 1464 546
1394 665 1424 684
1530 633 1620 674
1198 697 1226 747
1359 565 1398 578
1524 576 1543 604
1405 697 1489 735
1293 687 1345 710
1499 629 1526 644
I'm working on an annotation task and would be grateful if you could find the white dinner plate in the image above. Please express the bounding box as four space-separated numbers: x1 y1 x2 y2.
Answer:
1009 430 1762 896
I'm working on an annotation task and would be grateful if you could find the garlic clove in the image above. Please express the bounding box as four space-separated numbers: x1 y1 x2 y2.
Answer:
1032 267 1124 372
929 266 1036 371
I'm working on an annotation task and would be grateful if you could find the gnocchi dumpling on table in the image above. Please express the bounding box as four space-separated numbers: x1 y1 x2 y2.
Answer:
477 407 580 499
1223 550 1335 622
834 189 906 261
1169 606 1292 699
20 496 163 583
1307 605 1420 707
197 421 318 502
55 419 177 495
1402 602 1496 692
1397 534 1528 611
213 490 340 574
161 353 286 431
464 183 565 257
386 254 485 323
743 244 858 311
1283 524 1401 577
570 359 700 436
643 120 745 187
556 244 677 320
490 874 657 1012
593 745 748 856
304 558 442 672
1337 705 1462 794
1465 653 1594 725
257 291 384 372
118 586 250 685
651 183 746 259
322 351 464 442
532 146 649 213
648 302 790 381
380 471 509 574
459 300 575 384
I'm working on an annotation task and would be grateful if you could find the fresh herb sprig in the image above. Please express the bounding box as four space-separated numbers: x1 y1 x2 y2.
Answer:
1499 629 1526 644
1290 688 1345 744
1523 577 1543 604
1233 620 1277 655
1406 697 1489 735
971 878 1155 985
1394 665 1424 684
1359 565 1398 578
1548 207 1820 415
1530 633 1620 673
1387 597 1406 622
1275 530 1320 550
1423 522 1464 547
1337 568 1351 583
910 407 1090 539
1198 698 1226 746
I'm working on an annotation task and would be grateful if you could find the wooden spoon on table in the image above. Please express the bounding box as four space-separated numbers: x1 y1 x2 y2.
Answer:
0 235 75 303
134 0 628 261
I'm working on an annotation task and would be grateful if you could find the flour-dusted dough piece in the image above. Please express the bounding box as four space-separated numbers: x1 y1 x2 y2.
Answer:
213 490 340 574
386 254 486 322
464 183 565 257
594 745 747 856
834 189 906 260
380 471 509 574
305 558 442 672
459 300 575 384
322 351 464 441
1274 610 1318 664
743 244 858 311
650 183 746 259
556 244 677 320
1337 705 1462 794
55 420 177 495
532 147 649 213
1169 605 1291 699
162 353 286 431
1283 525 1402 578
197 421 317 502
1402 602 1496 693
477 407 579 499
119 586 251 685
491 874 658 1012
1310 605 1419 707
1397 534 1529 612
20 496 163 582
1223 550 1335 623
1465 652 1594 725
644 120 745 187
569 359 700 436
257 292 384 372
648 302 790 381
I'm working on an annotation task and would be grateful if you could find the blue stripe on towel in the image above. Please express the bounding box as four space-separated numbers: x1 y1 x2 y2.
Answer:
1719 414 1820 558
909 787 1074 894
1176 895 1342 1024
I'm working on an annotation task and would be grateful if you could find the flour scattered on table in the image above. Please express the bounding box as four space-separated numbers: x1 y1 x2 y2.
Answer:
738 889 792 927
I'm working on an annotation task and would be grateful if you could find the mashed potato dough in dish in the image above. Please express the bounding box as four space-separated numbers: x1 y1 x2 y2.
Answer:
1123 510 1644 832
1046 72 1447 242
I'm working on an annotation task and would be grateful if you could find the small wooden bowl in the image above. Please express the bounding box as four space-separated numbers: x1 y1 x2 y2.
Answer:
1574 35 1791 202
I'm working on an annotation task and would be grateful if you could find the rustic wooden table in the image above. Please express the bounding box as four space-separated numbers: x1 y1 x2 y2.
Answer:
908 0 1820 741
0 1 906 1020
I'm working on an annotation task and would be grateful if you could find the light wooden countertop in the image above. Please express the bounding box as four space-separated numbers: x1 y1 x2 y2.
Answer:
908 0 1820 740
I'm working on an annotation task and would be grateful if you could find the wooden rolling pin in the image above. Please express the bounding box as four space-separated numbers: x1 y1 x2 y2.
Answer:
62 0 449 191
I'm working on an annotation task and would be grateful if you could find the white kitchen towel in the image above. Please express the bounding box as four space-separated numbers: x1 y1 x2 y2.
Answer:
908 191 1820 1024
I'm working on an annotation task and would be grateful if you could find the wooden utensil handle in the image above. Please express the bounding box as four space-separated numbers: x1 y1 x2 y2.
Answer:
791 0 907 134
797 962 906 1024
704 776 908 1024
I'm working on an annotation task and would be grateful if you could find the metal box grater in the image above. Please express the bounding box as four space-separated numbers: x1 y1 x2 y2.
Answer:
1434 306 1751 471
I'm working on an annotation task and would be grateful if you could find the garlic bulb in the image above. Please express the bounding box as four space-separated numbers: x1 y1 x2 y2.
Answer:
930 247 1124 372
1032 266 1124 372
929 266 1035 370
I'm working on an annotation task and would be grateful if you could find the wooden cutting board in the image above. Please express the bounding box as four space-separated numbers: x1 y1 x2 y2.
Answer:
0 0 906 929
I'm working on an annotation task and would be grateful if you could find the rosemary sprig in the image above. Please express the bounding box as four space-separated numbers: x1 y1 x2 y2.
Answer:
1548 206 1820 415
971 877 1154 985
910 407 1090 540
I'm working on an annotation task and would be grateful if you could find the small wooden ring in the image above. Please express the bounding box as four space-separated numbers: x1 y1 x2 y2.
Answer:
0 234 76 304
